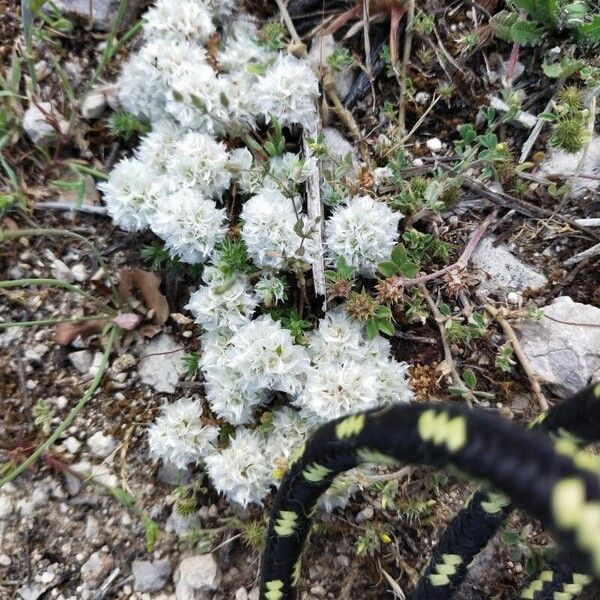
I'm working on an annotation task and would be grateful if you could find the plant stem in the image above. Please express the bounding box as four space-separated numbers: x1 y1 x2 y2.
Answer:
20 0 38 94
0 326 118 488
420 284 476 406
485 306 548 411
84 0 130 94
0 313 111 330
0 278 116 313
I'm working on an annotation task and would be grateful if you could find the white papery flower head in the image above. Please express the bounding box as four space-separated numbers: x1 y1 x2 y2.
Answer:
205 428 272 506
254 54 319 128
225 315 310 396
241 188 316 269
264 152 318 192
148 398 218 468
143 0 216 43
204 368 267 425
374 358 414 405
185 267 258 332
218 18 275 74
230 148 263 194
118 40 207 120
254 274 287 307
325 195 401 277
297 361 380 425
136 120 184 172
199 329 232 372
166 131 231 198
150 188 227 264
266 407 311 466
307 308 366 363
116 52 167 119
203 0 240 20
166 66 233 135
98 157 166 231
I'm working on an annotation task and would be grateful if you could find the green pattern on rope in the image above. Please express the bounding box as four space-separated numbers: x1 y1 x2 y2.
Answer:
259 385 600 600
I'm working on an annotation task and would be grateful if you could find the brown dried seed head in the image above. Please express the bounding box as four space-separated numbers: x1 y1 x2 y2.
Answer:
346 290 380 321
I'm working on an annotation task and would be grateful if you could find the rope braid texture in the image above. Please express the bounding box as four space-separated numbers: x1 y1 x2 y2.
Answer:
415 384 600 600
258 383 600 600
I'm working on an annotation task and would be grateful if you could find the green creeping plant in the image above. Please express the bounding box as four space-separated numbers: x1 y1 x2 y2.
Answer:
259 384 600 600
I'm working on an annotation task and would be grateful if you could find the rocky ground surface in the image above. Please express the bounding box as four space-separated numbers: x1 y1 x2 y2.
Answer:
2 0 600 599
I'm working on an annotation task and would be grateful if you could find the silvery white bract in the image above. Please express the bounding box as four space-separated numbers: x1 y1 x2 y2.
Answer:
165 131 231 198
148 398 218 469
186 268 258 333
254 54 320 129
325 195 402 277
98 157 166 231
143 0 216 43
149 189 227 264
224 315 310 397
254 274 288 307
241 188 316 269
204 428 272 507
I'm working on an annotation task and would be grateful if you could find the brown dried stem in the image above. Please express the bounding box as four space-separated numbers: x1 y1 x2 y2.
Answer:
485 305 548 411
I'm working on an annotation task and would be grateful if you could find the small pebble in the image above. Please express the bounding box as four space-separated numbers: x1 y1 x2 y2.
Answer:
426 137 443 152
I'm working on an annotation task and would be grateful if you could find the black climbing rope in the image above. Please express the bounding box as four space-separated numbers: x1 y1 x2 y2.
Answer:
258 384 600 600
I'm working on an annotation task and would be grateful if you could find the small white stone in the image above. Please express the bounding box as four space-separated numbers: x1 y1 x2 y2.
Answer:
507 292 520 305
64 436 82 454
87 432 117 458
40 571 55 584
80 92 107 119
0 495 14 519
415 91 431 105
69 350 93 374
0 554 11 566
88 352 104 377
426 137 443 152
70 263 88 282
412 158 424 167
51 258 74 282
22 102 69 147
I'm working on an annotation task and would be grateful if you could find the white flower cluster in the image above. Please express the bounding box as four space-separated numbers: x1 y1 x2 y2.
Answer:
325 195 402 277
107 0 412 509
148 398 219 469
241 188 317 269
296 309 413 424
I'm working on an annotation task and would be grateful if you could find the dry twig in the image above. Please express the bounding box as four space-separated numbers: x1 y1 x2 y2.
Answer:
485 305 548 411
420 284 477 405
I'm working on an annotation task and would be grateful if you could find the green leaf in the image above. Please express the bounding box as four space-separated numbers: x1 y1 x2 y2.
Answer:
463 368 477 390
29 0 47 15
577 15 600 43
490 10 518 42
502 530 520 545
378 261 400 278
513 0 537 13
398 260 419 278
143 517 160 553
542 63 563 78
391 244 408 266
457 123 477 144
377 318 395 336
477 133 498 148
510 20 545 45
438 303 451 317
111 487 136 509
366 320 379 340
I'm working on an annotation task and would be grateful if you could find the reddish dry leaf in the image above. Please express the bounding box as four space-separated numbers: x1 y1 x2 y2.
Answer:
55 319 108 345
130 268 170 325
118 267 133 303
